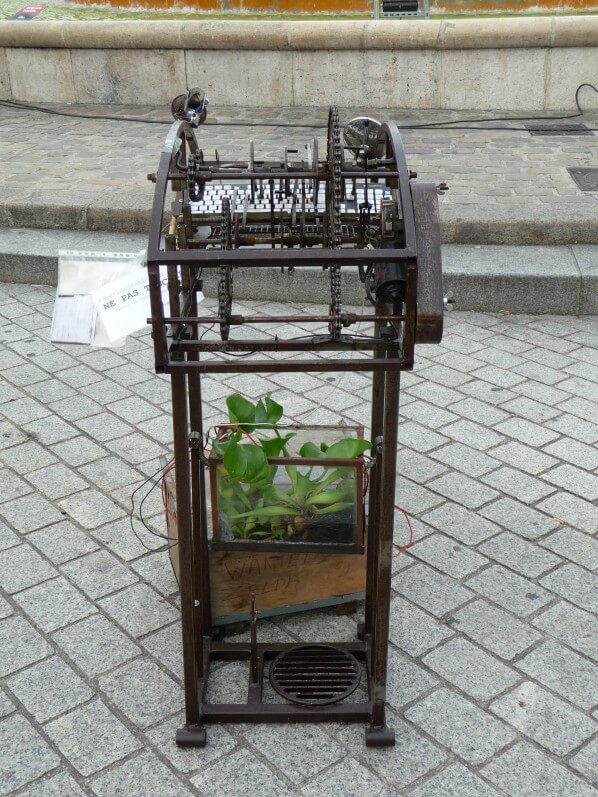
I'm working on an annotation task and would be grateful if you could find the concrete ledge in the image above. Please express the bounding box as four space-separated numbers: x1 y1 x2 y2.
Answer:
2 202 597 246
1 228 595 315
0 18 597 50
1 18 597 109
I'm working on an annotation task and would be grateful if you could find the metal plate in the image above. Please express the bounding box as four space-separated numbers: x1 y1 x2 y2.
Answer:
526 124 593 137
568 168 598 192
269 644 361 706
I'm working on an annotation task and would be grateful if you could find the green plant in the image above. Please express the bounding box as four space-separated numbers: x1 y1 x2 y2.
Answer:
212 394 370 543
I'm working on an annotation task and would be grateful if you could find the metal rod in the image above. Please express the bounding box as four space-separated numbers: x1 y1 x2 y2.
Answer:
164 358 407 374
161 314 406 325
147 246 417 266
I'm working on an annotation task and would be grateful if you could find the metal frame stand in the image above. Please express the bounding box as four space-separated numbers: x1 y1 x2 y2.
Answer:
146 106 443 747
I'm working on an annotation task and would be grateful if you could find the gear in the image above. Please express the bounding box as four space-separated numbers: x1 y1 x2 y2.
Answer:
218 198 233 341
327 106 343 338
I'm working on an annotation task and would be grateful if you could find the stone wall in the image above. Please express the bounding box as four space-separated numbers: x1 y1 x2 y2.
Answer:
0 17 597 109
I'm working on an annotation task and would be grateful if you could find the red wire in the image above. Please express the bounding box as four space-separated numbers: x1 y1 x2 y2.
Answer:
393 504 414 558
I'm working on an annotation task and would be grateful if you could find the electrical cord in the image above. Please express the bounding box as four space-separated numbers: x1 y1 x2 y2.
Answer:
0 83 596 131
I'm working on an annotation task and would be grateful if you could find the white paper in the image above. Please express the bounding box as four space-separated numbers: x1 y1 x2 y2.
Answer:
50 294 97 344
92 270 154 341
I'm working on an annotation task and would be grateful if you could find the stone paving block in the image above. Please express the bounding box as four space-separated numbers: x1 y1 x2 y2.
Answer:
393 421 448 453
25 463 89 500
0 494 64 534
78 456 142 493
61 549 137 599
90 750 193 797
490 681 596 756
488 440 558 475
0 616 52 677
0 690 14 718
191 747 294 797
21 415 78 446
452 599 541 660
481 465 555 503
17 771 86 797
465 565 552 617
570 737 598 785
537 492 598 535
400 400 459 431
516 640 598 710
394 563 473 618
427 472 499 510
421 502 501 545
540 528 598 572
131 551 179 597
540 563 597 613
55 364 103 389
534 601 597 660
449 396 509 426
13 576 95 632
331 714 447 791
0 419 28 450
0 395 51 425
6 655 93 723
479 532 562 578
99 659 181 728
141 623 182 680
471 364 527 389
45 699 141 777
386 652 439 710
395 476 444 515
91 518 165 562
105 432 168 466
409 763 502 797
0 714 60 794
556 396 598 426
241 724 345 785
430 442 498 478
74 412 133 443
50 435 106 467
0 543 57 593
300 755 393 797
546 413 598 445
542 437 598 472
0 518 18 551
0 468 33 503
98 582 178 637
52 614 141 677
405 688 516 765
396 447 447 483
80 379 133 405
442 419 505 451
48 394 104 424
542 464 598 502
145 710 237 772
410 533 488 579
481 741 596 797
499 395 561 424
423 637 520 702
58 489 125 530
389 595 454 657
480 496 559 540
494 417 560 447
27 520 98 564
0 440 56 474
406 380 464 408
0 594 13 619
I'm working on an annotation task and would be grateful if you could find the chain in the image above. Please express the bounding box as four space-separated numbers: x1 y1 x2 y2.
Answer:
328 105 343 338
218 198 233 341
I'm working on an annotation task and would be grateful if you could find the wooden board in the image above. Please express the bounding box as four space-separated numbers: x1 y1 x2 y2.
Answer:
165 468 366 625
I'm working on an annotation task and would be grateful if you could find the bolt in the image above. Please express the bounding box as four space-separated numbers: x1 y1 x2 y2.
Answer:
147 173 157 183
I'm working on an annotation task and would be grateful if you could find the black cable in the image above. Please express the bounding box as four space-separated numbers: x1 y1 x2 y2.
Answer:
129 459 174 550
0 83 596 131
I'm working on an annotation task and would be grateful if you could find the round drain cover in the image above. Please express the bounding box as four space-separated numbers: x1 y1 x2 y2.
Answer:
269 644 361 706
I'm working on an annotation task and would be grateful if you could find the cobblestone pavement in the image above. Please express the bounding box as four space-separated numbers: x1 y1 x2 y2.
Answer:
0 102 597 241
0 282 597 796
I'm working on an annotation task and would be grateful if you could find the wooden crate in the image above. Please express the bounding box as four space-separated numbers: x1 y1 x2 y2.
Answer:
164 466 366 625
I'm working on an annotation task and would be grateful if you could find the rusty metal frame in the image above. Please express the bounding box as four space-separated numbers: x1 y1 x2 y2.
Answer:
147 112 443 749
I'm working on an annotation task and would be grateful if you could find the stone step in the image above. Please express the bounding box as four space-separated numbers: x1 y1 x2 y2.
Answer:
0 227 595 315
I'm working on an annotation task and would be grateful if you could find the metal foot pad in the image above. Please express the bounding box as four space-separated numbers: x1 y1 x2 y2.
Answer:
176 725 207 748
356 621 366 641
365 726 395 747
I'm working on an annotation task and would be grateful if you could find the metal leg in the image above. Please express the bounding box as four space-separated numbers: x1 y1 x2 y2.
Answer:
367 368 400 746
171 370 204 741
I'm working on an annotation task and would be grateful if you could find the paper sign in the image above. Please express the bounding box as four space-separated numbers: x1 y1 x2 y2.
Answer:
11 4 47 18
91 269 163 341
50 294 97 344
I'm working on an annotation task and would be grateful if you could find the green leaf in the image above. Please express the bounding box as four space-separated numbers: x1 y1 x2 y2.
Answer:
222 439 267 483
255 395 283 426
323 438 371 459
314 501 354 515
231 505 292 519
308 489 353 506
261 433 293 458
226 395 256 429
299 442 323 458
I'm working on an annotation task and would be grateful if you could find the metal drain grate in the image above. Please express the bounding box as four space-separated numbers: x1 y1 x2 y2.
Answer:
526 123 593 137
568 168 598 192
269 644 361 706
